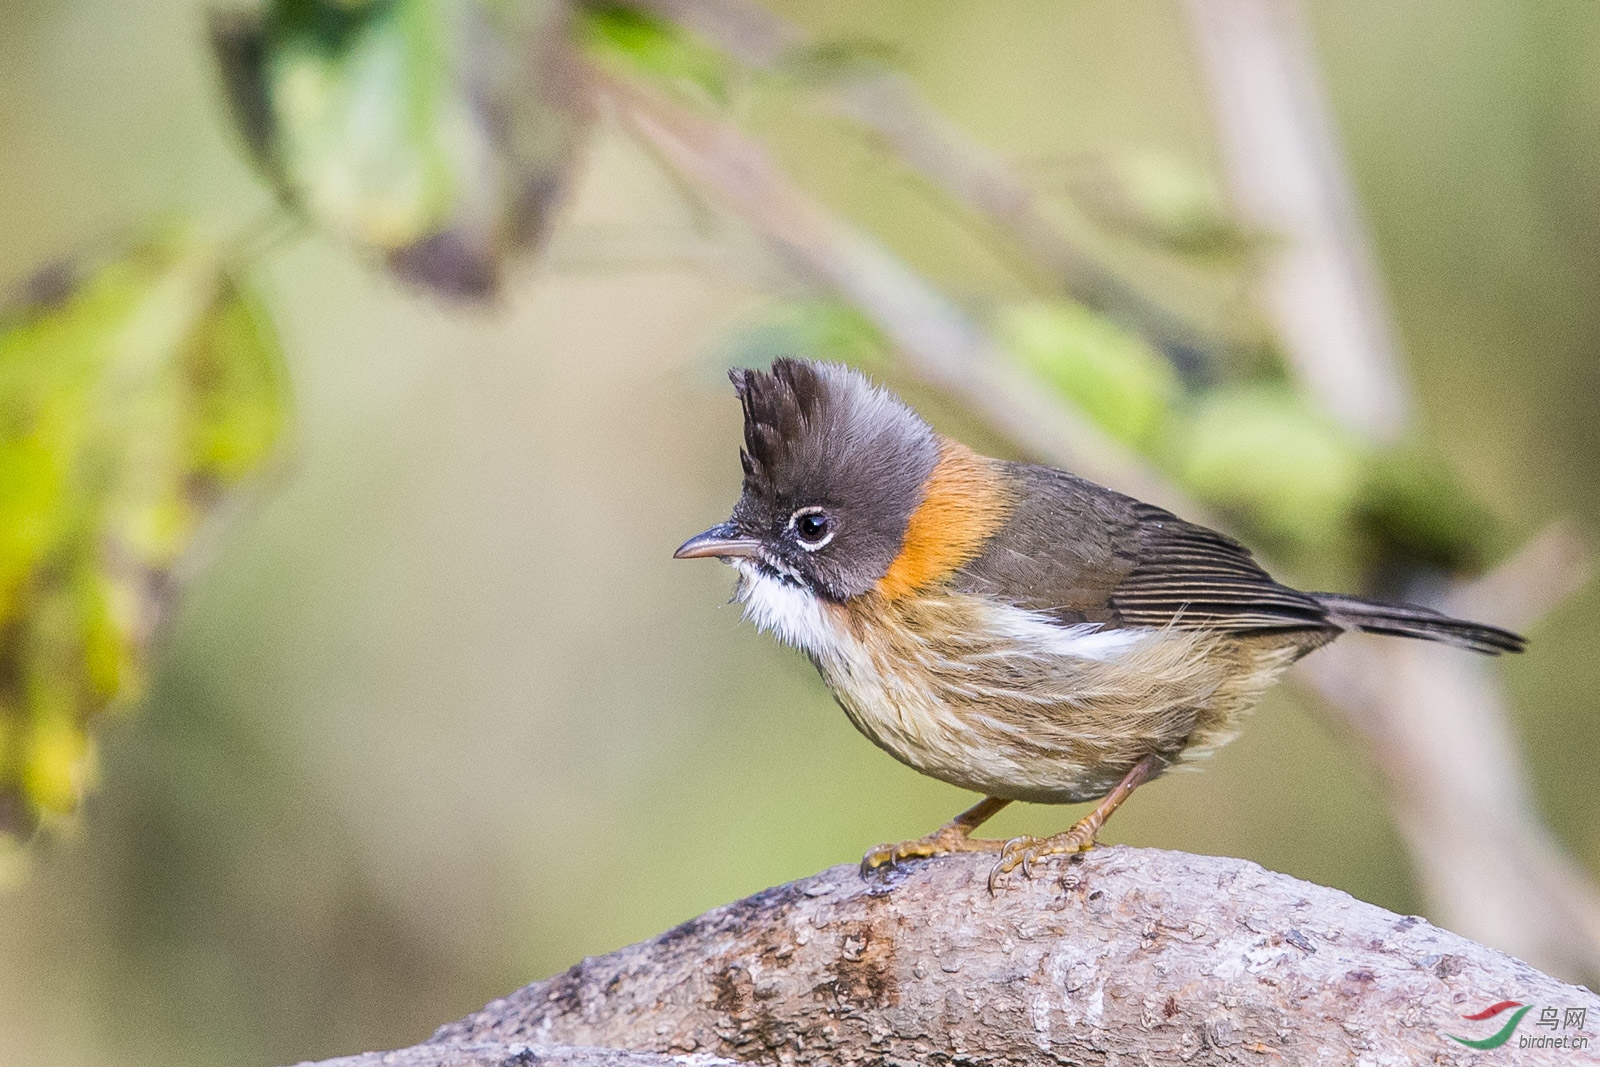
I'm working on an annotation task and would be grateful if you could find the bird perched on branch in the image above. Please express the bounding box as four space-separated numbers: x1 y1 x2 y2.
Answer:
675 359 1524 889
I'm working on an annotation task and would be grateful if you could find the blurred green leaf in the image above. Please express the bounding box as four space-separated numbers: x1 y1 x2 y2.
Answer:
720 299 888 371
213 0 591 298
272 0 457 248
1357 444 1496 574
776 39 907 88
1064 152 1258 261
1171 383 1366 553
580 2 732 103
1000 300 1179 449
0 232 288 837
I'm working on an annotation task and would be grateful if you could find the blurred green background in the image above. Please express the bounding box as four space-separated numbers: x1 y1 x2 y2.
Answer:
1 1 1597 1064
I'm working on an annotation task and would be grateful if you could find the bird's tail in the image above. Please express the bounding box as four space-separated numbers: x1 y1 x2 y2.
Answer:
1311 593 1526 656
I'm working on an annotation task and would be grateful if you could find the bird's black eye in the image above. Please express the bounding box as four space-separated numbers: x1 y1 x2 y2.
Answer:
790 507 834 549
797 513 829 540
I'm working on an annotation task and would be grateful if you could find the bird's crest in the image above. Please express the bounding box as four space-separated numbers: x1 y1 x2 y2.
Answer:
731 358 828 493
729 359 935 503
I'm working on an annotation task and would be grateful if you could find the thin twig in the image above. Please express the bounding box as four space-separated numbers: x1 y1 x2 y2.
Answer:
596 69 1200 515
612 0 1229 369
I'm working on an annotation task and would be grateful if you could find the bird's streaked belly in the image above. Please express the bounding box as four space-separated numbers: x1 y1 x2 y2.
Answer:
733 567 1298 804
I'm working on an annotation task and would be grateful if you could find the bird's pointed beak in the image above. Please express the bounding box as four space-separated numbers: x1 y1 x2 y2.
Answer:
674 522 763 560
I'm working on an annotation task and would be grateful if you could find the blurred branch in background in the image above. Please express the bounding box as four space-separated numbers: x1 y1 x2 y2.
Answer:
611 0 1230 375
587 1 1497 576
1181 0 1600 980
1302 524 1600 981
1183 0 1410 438
597 67 1194 515
589 0 1599 982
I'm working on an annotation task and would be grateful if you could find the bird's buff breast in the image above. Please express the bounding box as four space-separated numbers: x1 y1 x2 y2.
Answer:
733 566 1297 804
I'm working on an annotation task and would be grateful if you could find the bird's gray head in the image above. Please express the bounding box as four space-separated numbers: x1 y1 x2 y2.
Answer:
675 359 939 601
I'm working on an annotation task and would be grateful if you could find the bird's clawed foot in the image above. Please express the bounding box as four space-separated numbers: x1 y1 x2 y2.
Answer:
986 819 1098 893
860 795 1012 877
986 755 1164 892
860 823 1004 876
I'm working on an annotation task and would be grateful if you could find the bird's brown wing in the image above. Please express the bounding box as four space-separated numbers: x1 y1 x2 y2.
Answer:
1110 500 1330 632
953 464 1331 634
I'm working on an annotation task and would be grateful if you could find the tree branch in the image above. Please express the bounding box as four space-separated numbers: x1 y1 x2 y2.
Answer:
292 850 1600 1066
594 67 1200 517
616 0 1225 367
296 1045 734 1067
1182 0 1411 438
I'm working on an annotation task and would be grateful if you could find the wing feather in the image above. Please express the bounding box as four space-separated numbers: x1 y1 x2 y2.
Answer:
954 467 1333 636
1109 503 1329 631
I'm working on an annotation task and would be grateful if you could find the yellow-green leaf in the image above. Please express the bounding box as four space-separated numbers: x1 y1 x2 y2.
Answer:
722 300 887 372
0 232 289 838
580 3 732 103
1171 383 1366 552
1001 300 1180 449
1065 152 1256 260
189 282 289 481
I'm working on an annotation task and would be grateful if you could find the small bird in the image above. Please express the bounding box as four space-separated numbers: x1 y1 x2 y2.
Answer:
675 359 1524 888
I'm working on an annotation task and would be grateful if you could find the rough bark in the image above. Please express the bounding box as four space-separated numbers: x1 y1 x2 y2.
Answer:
298 1045 733 1067
294 848 1600 1066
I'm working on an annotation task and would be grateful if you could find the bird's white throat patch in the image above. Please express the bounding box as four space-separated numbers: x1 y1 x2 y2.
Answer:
731 562 850 661
731 559 1153 668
